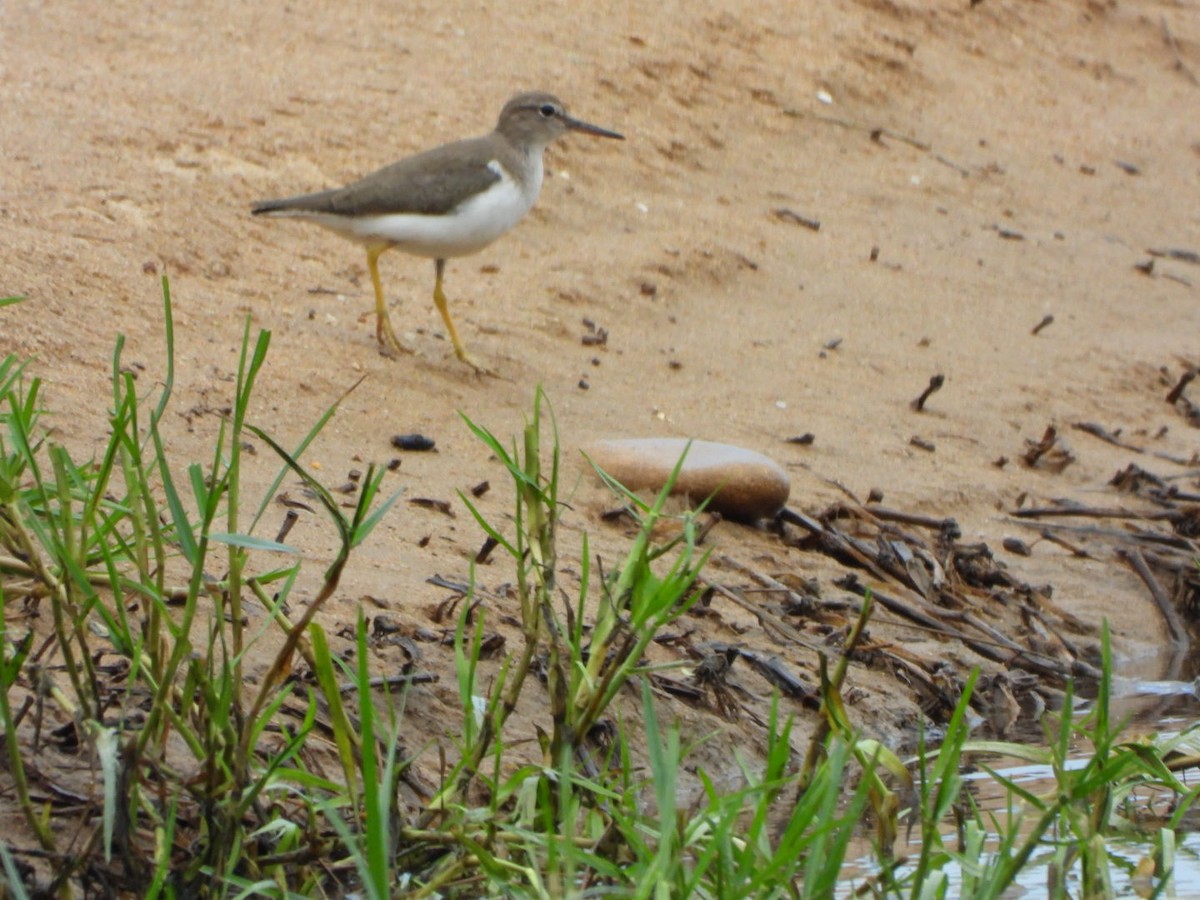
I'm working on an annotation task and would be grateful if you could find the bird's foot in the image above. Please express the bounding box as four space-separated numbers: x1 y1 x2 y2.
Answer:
466 358 499 378
373 308 412 358
377 336 414 359
457 350 497 378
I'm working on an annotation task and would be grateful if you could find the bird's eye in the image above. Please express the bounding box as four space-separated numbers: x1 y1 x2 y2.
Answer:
539 103 557 117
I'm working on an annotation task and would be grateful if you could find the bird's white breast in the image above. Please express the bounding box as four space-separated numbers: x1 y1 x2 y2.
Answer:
313 157 544 259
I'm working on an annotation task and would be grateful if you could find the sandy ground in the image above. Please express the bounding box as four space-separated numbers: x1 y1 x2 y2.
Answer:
3 0 1200 805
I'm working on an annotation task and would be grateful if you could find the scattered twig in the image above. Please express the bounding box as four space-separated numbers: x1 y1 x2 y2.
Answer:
935 154 970 177
1012 504 1172 521
474 536 499 564
911 374 945 412
785 109 931 150
772 208 821 231
409 497 454 517
1071 422 1194 466
715 554 818 614
1010 518 1195 553
836 576 1097 680
787 109 967 173
1148 247 1200 266
1022 425 1075 471
703 579 820 649
1166 369 1196 405
1118 547 1189 649
1038 529 1092 559
1072 421 1142 453
858 505 961 537
1031 315 1054 336
739 649 818 705
273 509 300 544
778 506 896 584
694 512 722 544
338 672 439 693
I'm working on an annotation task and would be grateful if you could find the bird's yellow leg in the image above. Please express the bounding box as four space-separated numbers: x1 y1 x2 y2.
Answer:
366 246 405 353
431 259 482 369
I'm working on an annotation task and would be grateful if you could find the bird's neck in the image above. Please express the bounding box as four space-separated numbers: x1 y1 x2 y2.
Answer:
496 134 548 196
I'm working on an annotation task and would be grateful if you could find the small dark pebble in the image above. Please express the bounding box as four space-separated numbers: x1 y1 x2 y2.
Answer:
910 436 936 452
578 378 590 390
786 433 815 445
867 488 884 503
470 480 490 498
387 458 402 471
392 433 436 452
1003 537 1032 556
348 468 362 482
372 615 403 636
417 534 431 548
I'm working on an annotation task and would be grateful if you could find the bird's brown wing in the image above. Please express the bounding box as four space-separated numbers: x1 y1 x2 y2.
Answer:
252 136 502 218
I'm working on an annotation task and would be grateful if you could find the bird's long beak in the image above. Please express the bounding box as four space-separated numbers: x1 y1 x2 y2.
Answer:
564 116 625 140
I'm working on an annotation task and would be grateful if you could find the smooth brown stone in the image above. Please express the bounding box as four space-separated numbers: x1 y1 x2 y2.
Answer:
582 438 791 521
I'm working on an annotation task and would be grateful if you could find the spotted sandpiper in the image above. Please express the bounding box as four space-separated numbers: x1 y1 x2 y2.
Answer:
251 91 624 368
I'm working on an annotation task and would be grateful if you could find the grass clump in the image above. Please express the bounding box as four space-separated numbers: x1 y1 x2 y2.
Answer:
0 282 401 896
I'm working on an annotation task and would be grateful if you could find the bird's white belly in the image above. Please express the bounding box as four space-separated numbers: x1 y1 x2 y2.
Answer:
317 160 540 259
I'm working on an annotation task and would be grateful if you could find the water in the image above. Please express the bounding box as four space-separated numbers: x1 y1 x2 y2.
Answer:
838 650 1200 897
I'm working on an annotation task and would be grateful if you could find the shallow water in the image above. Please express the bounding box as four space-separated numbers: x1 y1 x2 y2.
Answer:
838 650 1200 898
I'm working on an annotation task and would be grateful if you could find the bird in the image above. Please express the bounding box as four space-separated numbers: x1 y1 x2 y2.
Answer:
251 91 624 369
